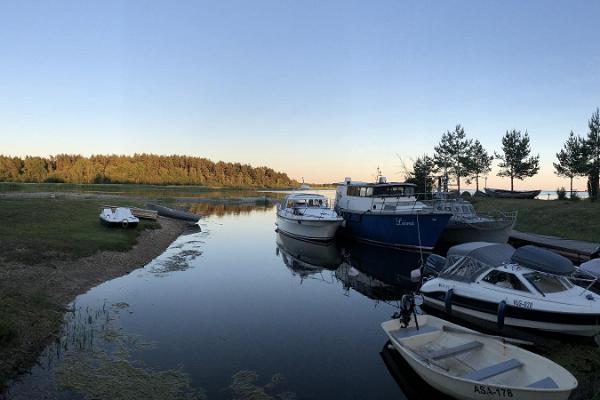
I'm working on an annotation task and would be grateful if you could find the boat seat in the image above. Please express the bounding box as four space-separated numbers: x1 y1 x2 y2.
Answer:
390 325 438 340
527 377 559 389
462 358 523 381
424 341 483 361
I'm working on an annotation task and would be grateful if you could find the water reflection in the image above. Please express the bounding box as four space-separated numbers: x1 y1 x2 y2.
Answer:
275 233 341 281
379 341 451 400
185 202 275 217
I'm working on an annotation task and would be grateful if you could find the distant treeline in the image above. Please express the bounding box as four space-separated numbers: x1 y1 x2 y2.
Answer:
0 154 298 188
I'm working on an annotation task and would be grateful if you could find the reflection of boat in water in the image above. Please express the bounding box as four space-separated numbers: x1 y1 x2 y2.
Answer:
276 233 342 279
334 241 423 300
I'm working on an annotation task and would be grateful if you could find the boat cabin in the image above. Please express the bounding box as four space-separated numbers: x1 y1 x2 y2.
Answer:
436 242 580 296
335 176 429 213
283 194 329 210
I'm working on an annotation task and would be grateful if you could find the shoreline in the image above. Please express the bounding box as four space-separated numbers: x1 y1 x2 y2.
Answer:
0 216 189 391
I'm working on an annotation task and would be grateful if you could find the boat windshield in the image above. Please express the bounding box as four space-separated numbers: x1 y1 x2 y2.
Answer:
523 272 573 294
439 256 492 283
287 198 327 208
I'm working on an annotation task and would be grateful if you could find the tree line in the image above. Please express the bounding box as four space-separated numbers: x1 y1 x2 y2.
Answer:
405 126 539 195
0 154 298 188
406 107 600 200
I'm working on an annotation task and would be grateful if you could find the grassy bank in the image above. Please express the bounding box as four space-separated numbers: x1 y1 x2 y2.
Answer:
0 197 172 389
0 198 159 264
471 197 600 242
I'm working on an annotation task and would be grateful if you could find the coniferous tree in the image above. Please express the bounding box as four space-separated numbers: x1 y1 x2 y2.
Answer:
495 129 540 191
467 140 493 192
584 108 600 201
553 131 588 198
405 155 434 198
434 124 473 193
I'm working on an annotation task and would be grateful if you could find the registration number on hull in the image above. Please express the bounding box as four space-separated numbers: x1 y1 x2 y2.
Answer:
473 385 513 397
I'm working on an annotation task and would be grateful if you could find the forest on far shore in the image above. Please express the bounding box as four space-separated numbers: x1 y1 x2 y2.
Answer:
0 154 298 188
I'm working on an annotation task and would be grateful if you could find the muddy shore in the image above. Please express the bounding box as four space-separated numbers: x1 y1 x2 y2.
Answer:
0 216 189 391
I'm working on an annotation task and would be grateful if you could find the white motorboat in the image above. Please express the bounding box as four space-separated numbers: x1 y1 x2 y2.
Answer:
421 242 600 336
382 313 578 400
99 207 140 228
276 193 343 241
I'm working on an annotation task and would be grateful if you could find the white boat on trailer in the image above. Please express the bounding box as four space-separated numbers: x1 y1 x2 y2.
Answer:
421 242 600 336
382 313 578 400
99 207 139 228
276 193 343 241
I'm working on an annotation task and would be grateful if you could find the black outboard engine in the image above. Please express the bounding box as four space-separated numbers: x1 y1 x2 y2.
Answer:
393 294 419 330
424 254 447 276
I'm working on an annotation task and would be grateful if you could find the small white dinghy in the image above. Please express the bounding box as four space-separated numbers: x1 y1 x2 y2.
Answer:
382 314 577 400
99 207 139 228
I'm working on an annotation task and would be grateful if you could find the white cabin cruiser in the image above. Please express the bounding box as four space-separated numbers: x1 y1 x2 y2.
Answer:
276 193 343 241
421 242 600 336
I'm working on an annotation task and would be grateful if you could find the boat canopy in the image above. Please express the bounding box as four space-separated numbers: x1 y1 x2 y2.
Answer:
447 242 515 266
439 242 516 283
511 245 575 276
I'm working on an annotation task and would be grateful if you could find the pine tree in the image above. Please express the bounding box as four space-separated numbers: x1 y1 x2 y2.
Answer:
405 155 434 198
553 131 588 198
495 129 540 191
434 125 473 193
585 108 600 201
467 140 493 192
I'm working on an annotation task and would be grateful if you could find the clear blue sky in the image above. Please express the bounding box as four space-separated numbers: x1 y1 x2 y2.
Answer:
1 0 599 188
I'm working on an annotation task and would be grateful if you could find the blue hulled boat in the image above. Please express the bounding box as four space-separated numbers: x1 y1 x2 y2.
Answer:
334 177 451 250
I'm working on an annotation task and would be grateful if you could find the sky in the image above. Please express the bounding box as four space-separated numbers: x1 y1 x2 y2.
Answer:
1 0 599 189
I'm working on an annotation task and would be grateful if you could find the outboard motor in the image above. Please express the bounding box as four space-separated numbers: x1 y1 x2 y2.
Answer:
393 294 419 329
424 254 447 276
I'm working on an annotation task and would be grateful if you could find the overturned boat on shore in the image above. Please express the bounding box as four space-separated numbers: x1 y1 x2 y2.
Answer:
485 188 541 199
421 242 600 336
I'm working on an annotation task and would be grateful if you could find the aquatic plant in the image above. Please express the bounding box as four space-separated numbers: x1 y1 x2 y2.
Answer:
230 370 296 400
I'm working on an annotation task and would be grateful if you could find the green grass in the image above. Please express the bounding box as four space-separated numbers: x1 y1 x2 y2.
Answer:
471 197 600 242
0 198 159 264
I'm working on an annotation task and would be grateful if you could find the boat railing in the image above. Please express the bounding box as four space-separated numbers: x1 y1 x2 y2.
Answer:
364 194 438 213
278 200 338 219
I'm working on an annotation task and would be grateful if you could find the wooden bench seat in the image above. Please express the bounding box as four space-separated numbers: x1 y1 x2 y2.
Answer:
424 341 483 361
527 377 559 389
462 358 523 381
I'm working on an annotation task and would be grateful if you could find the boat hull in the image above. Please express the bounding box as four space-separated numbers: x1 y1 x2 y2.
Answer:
485 188 541 199
339 211 451 250
422 291 600 337
276 214 342 241
382 316 577 400
99 217 139 229
440 220 514 244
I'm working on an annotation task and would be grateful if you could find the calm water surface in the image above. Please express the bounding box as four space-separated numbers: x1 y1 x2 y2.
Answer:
6 205 439 400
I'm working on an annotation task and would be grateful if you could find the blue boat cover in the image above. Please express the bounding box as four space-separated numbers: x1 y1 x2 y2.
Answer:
511 245 574 275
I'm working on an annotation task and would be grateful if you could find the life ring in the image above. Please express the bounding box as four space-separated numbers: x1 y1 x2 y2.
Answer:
121 219 129 228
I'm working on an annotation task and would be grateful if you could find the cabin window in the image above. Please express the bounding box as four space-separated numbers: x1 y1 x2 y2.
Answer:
347 186 372 197
482 270 529 292
523 272 570 294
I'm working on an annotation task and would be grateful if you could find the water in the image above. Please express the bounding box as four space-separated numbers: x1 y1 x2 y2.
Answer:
4 205 431 400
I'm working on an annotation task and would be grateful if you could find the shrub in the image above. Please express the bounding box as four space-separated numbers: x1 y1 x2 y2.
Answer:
556 187 567 200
